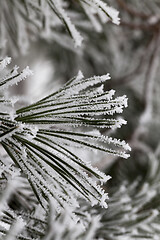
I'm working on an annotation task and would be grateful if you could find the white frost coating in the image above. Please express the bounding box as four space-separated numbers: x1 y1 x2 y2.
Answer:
114 118 127 129
105 89 115 100
0 59 130 215
97 6 108 24
98 73 111 81
105 6 120 25
54 129 130 152
37 130 130 158
100 175 111 185
0 221 10 231
7 132 112 212
97 84 104 94
20 66 34 79
0 57 11 71
100 192 109 208
87 0 120 25
81 1 102 32
61 73 111 96
118 95 128 108
41 73 111 101
75 70 84 82
52 0 83 47
0 62 33 90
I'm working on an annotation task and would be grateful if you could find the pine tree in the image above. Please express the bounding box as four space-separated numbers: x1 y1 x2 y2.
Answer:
0 0 160 239
0 1 130 239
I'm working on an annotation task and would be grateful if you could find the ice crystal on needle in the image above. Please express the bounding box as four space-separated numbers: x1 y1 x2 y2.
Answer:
0 58 130 216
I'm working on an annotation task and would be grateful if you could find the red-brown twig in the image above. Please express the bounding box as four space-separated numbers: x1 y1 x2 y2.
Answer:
117 0 151 19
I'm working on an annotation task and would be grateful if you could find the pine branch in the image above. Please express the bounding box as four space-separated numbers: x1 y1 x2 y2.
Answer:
0 57 130 217
81 143 160 240
0 0 120 54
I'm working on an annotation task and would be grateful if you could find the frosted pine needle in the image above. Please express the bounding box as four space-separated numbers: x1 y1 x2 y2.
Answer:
0 57 130 216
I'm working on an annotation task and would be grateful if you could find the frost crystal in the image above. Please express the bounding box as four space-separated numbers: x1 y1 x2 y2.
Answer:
0 57 11 71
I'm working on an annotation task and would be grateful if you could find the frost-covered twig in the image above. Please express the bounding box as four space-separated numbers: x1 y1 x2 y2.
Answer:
0 0 120 54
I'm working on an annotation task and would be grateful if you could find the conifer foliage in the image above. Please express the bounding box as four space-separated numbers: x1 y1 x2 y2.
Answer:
0 0 128 238
2 0 160 239
0 46 129 238
0 0 120 55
